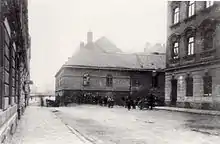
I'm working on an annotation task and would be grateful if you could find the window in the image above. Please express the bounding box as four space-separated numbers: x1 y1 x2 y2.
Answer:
173 42 179 59
106 74 113 87
83 74 90 86
187 37 194 55
206 1 214 8
173 7 180 24
203 74 212 96
204 30 214 49
186 76 193 96
188 1 195 17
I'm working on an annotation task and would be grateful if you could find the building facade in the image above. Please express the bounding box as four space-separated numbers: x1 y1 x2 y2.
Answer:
166 1 220 110
55 32 165 106
0 0 31 143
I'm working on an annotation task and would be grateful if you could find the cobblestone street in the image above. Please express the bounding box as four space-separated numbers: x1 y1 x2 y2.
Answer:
55 105 220 144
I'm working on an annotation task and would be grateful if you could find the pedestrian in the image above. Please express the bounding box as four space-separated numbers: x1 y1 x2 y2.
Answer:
127 96 131 110
148 89 155 110
107 97 111 108
104 96 108 106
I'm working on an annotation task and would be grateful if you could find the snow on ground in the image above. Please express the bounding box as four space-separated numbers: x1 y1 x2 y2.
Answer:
55 105 220 144
10 106 85 144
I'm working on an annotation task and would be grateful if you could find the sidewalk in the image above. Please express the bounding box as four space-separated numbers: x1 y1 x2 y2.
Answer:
154 106 220 116
10 106 86 144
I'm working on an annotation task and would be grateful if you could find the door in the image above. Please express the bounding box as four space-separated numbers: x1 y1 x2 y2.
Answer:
171 79 177 106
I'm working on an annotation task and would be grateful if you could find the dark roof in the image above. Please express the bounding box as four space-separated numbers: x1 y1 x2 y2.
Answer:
83 36 122 53
56 37 165 77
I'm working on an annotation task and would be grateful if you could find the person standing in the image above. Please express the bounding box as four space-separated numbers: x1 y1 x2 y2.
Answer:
127 96 131 110
148 89 155 110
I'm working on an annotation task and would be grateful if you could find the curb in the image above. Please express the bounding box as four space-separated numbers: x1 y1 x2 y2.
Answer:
154 107 220 116
66 125 95 144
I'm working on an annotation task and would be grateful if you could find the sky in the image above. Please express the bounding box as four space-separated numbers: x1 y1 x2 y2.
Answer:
28 0 167 92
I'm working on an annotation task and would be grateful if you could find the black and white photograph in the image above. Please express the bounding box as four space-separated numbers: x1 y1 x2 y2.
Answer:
0 0 220 144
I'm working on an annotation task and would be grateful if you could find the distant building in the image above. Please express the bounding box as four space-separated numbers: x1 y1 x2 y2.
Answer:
143 42 166 54
166 1 220 110
55 32 165 105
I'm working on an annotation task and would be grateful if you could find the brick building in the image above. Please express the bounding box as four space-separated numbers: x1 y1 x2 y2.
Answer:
0 0 31 143
55 32 165 105
166 1 220 110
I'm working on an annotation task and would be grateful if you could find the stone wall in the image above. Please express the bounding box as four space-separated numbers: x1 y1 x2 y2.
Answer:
165 63 220 110
0 105 18 144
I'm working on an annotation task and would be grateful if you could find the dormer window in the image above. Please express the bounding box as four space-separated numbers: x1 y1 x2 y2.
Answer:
173 7 180 24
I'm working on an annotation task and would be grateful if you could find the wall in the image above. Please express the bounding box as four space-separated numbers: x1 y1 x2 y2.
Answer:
165 63 220 110
167 1 220 67
56 67 131 92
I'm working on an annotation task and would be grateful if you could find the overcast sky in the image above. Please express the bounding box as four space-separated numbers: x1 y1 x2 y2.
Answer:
28 0 167 92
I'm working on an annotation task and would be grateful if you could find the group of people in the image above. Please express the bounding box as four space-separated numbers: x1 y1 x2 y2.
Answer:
53 87 157 109
98 96 115 108
123 90 156 111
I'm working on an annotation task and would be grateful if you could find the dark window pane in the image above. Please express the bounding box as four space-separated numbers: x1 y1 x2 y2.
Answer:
203 76 212 96
186 77 193 96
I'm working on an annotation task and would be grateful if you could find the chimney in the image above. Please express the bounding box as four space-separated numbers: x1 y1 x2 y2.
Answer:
80 42 84 48
87 31 93 43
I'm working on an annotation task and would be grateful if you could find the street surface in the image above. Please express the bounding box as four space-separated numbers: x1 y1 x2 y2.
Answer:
55 105 220 144
10 106 85 144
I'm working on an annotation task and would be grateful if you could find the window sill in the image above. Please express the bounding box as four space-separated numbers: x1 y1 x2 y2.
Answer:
183 54 196 61
203 94 212 97
200 48 216 58
170 22 181 29
169 57 180 63
184 14 196 23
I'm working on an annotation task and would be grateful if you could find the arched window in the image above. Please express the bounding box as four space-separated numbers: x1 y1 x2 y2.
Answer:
173 7 180 24
106 74 113 87
173 42 179 59
199 19 216 50
184 27 196 56
204 30 214 49
83 73 90 86
169 33 180 59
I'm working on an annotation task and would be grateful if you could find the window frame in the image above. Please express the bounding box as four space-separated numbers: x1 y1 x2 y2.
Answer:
187 36 195 55
83 73 90 86
188 1 195 17
106 74 113 87
203 30 214 50
173 7 180 24
173 42 179 59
